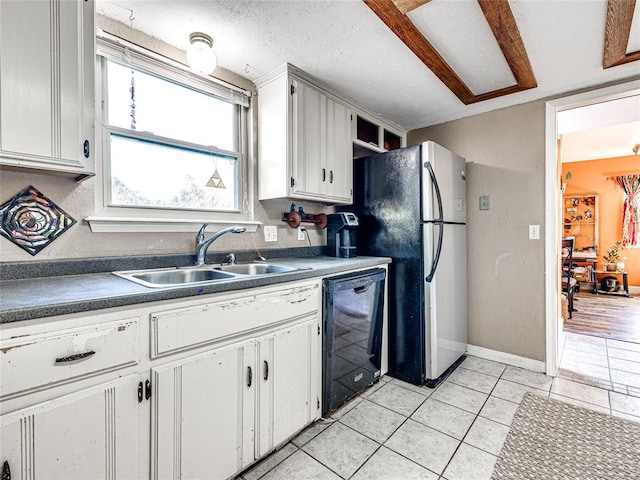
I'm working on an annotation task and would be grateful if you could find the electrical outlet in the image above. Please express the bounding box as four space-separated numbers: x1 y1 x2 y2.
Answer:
529 224 540 240
298 227 306 241
264 226 277 242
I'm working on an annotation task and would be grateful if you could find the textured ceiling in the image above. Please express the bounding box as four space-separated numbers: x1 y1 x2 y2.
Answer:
96 0 640 132
559 94 640 163
560 120 640 163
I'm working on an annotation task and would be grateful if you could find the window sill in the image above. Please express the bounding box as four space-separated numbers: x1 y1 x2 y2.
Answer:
85 216 261 233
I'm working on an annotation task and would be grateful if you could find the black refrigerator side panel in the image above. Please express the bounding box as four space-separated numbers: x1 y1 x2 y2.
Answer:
384 257 424 384
351 146 426 385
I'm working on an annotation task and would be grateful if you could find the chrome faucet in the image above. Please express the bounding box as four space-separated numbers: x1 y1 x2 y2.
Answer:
195 224 246 266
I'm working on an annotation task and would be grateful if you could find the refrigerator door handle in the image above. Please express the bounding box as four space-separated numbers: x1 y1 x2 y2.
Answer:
425 222 444 282
424 161 443 222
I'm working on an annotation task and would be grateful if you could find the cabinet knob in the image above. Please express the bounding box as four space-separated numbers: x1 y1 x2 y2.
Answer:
330 170 334 184
263 360 269 381
247 366 253 387
322 168 326 182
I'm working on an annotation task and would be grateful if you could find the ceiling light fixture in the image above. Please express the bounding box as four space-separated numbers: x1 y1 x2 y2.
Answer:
187 32 216 75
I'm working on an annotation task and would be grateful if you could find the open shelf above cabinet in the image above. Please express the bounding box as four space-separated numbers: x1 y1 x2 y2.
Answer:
353 114 405 157
384 130 402 151
357 116 378 146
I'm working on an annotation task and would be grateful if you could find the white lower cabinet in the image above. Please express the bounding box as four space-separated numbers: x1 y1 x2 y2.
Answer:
151 340 253 479
257 318 317 457
151 315 319 480
0 279 322 480
0 375 139 479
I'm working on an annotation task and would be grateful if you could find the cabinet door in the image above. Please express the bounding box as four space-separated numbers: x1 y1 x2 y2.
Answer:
0 376 138 479
257 317 319 457
291 78 352 204
325 99 353 203
151 341 256 480
292 78 326 198
0 0 94 177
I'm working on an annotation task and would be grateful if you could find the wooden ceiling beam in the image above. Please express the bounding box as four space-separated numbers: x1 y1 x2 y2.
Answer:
477 0 537 90
363 0 475 104
391 0 432 15
604 0 640 68
363 0 537 105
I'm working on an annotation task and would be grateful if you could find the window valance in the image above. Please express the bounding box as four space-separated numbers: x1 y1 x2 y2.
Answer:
96 31 251 107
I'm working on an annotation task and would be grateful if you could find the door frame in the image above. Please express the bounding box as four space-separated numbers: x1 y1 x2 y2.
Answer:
544 79 640 376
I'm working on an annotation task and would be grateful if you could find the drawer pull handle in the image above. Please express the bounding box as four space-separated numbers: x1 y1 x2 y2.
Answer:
263 360 269 381
247 366 253 387
55 350 96 363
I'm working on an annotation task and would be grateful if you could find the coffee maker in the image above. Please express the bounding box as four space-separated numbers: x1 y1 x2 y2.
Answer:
326 212 359 258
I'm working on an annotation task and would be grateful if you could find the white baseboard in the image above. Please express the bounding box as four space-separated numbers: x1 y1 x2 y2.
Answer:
467 344 546 373
629 285 639 295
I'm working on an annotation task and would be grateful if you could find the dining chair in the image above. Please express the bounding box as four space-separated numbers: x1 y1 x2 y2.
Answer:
561 236 578 318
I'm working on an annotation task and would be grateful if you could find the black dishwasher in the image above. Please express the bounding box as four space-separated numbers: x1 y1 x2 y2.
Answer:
322 268 386 415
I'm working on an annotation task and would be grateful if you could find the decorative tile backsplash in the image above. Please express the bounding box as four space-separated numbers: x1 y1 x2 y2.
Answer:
0 186 76 256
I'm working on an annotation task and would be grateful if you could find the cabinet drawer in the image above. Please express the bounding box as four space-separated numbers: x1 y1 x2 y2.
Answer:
151 282 319 357
1 318 139 399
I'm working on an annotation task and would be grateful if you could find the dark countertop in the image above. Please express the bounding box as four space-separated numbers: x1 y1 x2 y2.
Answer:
0 256 390 323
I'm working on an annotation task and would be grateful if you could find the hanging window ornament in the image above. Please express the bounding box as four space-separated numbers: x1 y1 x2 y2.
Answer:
129 69 136 130
206 158 226 189
206 164 225 189
127 10 137 131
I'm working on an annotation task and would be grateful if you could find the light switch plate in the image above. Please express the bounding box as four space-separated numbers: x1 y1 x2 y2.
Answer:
264 225 277 242
479 195 490 210
529 224 540 240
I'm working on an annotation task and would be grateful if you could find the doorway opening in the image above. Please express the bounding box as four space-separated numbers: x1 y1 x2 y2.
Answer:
545 80 640 394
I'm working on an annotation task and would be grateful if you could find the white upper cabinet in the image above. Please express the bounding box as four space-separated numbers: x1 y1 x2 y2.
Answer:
0 0 95 180
257 64 353 205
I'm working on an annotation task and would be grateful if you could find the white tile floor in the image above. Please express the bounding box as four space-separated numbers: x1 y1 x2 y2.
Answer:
237 355 640 480
559 332 640 397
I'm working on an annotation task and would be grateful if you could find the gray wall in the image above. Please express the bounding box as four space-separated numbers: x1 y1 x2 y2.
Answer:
408 100 546 362
0 17 329 262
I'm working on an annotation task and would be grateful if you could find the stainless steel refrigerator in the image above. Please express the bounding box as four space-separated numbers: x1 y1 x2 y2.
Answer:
350 141 468 386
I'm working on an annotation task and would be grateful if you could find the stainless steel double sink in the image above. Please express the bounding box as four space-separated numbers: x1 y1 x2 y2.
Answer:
113 262 306 288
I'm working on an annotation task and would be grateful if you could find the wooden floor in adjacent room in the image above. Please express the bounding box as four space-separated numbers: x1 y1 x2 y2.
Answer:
564 291 640 343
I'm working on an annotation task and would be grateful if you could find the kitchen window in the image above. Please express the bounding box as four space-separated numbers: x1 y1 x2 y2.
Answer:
88 34 255 232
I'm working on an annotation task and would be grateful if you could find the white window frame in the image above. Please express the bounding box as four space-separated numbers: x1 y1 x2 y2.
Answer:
87 32 259 233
